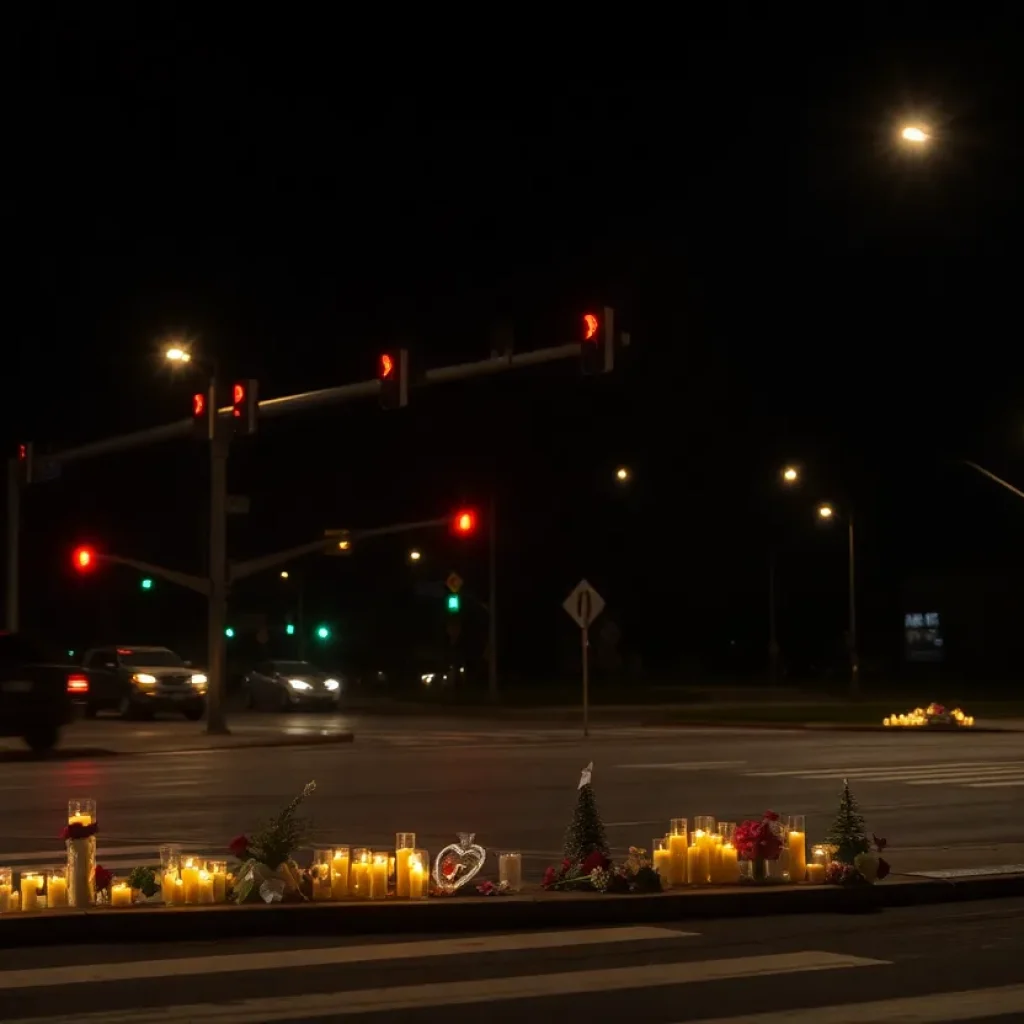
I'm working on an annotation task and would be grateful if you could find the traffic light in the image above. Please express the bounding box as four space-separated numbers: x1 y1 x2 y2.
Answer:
225 627 235 638
285 623 295 636
232 380 259 436
447 593 460 613
72 546 96 573
581 306 615 374
378 349 409 409
15 442 33 485
140 578 154 591
191 389 211 440
315 624 331 641
452 509 477 536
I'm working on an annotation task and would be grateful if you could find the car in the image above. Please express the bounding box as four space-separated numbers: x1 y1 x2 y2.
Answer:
0 632 82 752
242 660 342 711
80 645 208 720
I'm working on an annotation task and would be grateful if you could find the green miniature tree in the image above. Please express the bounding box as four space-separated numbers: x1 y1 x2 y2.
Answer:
825 779 870 864
563 762 609 862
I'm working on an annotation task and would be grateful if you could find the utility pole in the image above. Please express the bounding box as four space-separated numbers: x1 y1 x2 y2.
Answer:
768 549 779 684
5 459 19 633
848 512 859 699
206 388 230 734
487 487 498 702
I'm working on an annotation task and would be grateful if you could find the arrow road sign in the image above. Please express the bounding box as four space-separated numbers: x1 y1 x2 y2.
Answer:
563 579 605 629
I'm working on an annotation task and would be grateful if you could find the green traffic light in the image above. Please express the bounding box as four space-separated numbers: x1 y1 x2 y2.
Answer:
447 594 460 613
225 627 235 638
316 625 330 640
286 624 295 636
141 578 153 590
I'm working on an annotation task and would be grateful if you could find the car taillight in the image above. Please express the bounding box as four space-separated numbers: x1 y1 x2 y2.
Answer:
66 674 89 694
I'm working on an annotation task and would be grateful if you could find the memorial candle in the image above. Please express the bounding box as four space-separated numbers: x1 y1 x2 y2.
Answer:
47 869 68 908
331 848 351 899
20 873 41 911
181 857 200 904
110 882 133 907
668 818 688 886
0 868 11 913
787 815 807 883
369 853 389 900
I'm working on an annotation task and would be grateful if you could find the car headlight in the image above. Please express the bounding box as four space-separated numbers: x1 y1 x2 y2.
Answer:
190 673 208 686
288 679 312 691
324 678 340 691
132 673 157 685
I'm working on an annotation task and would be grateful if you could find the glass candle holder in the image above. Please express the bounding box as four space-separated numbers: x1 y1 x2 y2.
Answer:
811 845 828 866
369 851 390 900
47 867 68 908
395 833 416 898
67 798 96 826
312 848 333 901
498 851 522 893
110 879 133 907
160 854 180 904
408 849 430 899
180 855 201 904
668 818 688 886
208 860 227 902
20 872 42 911
196 868 215 904
0 867 11 913
652 837 671 882
786 814 807 882
350 848 371 898
331 846 351 899
694 815 716 835
718 822 737 844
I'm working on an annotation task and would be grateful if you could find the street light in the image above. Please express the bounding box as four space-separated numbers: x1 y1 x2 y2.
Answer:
408 549 422 562
781 466 799 484
615 466 630 482
900 125 930 144
165 346 193 363
280 570 289 579
817 503 834 519
816 503 858 697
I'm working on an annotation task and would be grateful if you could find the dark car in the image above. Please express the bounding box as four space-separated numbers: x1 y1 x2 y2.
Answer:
80 645 208 720
242 660 342 711
0 632 82 752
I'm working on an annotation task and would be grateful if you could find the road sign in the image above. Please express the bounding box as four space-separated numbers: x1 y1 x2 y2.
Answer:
446 572 463 594
563 579 605 629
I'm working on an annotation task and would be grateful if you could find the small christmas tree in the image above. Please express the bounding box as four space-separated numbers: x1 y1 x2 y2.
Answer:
825 779 870 864
563 762 609 862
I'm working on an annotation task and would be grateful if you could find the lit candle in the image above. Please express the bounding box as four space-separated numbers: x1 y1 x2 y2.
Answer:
786 815 806 882
499 852 522 892
408 856 426 899
181 858 200 904
67 814 93 827
172 877 185 904
668 819 688 886
331 849 350 899
162 869 178 904
111 882 132 907
313 864 332 901
47 873 68 908
209 863 227 903
0 869 12 913
20 873 41 911
686 843 702 884
653 843 672 880
395 848 414 898
8 891 19 912
719 842 739 883
197 870 214 904
369 855 389 900
351 851 370 897
807 863 826 884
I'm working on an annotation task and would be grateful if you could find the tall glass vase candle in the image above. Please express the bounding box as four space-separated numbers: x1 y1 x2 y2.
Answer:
20 873 42 911
694 815 715 835
209 861 227 902
668 819 688 886
181 856 200 904
812 845 827 867
197 870 215 904
66 798 96 908
369 852 389 900
0 868 10 912
408 850 429 899
499 851 522 893
331 847 350 899
312 849 333 901
807 863 826 883
652 838 671 881
160 847 181 904
351 849 371 898
787 815 807 882
395 833 416 898
47 867 68 908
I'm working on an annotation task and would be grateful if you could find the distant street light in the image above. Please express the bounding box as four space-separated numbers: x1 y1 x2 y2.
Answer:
615 466 631 482
781 466 799 484
817 503 835 519
164 346 193 363
280 570 289 579
408 549 422 562
900 125 930 145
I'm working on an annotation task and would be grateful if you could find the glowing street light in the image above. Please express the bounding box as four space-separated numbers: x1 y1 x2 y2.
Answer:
408 549 422 562
165 346 193 363
615 466 631 482
900 125 930 145
817 503 835 519
781 466 799 484
280 571 289 579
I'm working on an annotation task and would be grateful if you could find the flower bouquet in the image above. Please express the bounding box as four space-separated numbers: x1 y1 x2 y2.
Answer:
734 811 784 883
230 781 316 904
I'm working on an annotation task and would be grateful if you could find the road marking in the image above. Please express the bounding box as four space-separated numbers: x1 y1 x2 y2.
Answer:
0 926 692 990
744 761 1024 778
0 951 887 1020
616 761 747 770
679 981 1024 1023
0 845 163 862
910 864 1024 878
743 761 1024 788
967 779 1024 788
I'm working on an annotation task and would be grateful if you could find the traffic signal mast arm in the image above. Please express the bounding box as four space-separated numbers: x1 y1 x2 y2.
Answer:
89 552 210 596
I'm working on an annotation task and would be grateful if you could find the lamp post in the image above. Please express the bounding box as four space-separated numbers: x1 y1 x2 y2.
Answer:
769 466 801 683
818 503 859 698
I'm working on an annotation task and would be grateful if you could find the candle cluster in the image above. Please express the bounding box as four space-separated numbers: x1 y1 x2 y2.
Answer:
322 835 430 901
883 705 974 727
0 866 72 914
159 847 228 906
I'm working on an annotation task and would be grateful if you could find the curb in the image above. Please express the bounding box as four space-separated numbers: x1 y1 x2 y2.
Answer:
133 732 356 756
2 873 1022 949
641 721 1009 733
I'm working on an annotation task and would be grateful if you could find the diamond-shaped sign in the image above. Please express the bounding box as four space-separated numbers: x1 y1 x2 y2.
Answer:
446 572 463 594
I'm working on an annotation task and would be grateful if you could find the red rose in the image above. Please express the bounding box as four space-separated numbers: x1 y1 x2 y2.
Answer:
542 866 557 889
442 857 458 879
581 851 610 875
877 857 891 880
228 835 250 859
94 865 113 892
764 810 780 822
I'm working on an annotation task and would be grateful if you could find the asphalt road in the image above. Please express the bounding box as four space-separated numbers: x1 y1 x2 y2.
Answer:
4 899 1024 1021
2 712 1024 880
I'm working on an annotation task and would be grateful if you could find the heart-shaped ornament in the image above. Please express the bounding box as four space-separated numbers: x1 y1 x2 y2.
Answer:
433 833 487 893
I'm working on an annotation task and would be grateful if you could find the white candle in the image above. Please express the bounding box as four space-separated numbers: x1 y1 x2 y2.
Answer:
331 852 350 899
20 874 41 911
409 859 426 899
111 883 133 907
47 875 68 907
498 852 522 892
198 870 214 904
369 856 388 900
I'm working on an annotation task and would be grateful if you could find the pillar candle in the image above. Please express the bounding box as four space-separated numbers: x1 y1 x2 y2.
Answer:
172 878 185 905
111 883 132 907
807 863 826 884
395 847 413 898
47 875 68 908
162 870 178 904
653 847 671 879
181 859 200 904
20 874 41 911
0 883 11 912
68 814 93 827
669 833 689 886
8 891 19 912
331 852 350 898
719 843 740 883
686 844 702 884
409 861 426 899
788 831 807 882
369 857 388 899
499 852 522 892
212 870 226 903
198 870 214 904
351 858 370 897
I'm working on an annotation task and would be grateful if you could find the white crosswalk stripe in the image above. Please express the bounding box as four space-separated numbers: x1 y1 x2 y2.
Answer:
0 924 891 1023
358 727 691 748
742 760 1024 789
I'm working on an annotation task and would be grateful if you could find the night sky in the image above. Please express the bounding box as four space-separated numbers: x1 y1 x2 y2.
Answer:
5 27 1024 686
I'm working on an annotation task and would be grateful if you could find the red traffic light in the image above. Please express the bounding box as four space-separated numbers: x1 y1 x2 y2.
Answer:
582 312 600 342
232 383 245 413
192 393 206 417
380 353 395 379
72 546 96 572
17 443 27 461
453 509 477 535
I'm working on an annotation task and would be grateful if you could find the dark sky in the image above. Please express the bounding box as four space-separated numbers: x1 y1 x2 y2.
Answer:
5 25 1024 680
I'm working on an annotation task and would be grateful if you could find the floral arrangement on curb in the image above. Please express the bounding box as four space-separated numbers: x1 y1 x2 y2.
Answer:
230 781 316 903
127 866 161 899
824 780 891 886
883 703 974 728
734 811 784 883
94 866 113 893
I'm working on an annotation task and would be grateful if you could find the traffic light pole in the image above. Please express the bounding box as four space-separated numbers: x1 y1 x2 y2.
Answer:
487 489 498 702
5 459 20 633
207 424 230 734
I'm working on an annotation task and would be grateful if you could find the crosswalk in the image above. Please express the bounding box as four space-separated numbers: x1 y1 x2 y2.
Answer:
358 726 695 748
742 760 1024 789
1 922 1020 1022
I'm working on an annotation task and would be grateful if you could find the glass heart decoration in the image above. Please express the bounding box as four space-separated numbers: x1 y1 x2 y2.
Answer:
433 832 487 893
